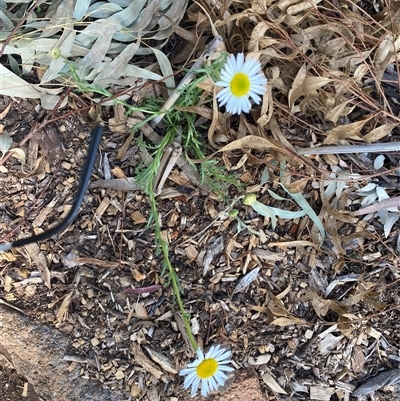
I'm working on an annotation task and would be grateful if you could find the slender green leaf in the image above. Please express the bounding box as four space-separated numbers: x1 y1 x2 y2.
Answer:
0 133 13 157
153 48 175 90
73 0 91 20
252 201 277 229
0 64 41 98
282 184 325 240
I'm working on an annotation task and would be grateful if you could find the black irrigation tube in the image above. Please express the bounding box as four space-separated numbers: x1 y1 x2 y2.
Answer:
0 125 103 252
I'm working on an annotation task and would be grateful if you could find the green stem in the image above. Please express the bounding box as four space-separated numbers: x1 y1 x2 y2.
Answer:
148 182 198 352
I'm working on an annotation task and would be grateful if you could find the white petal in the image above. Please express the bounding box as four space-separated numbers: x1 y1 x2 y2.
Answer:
224 96 236 114
215 349 231 361
219 365 235 372
205 345 218 358
225 54 237 74
184 371 199 388
185 359 200 369
248 92 262 104
196 348 205 361
201 378 210 397
216 88 232 106
215 80 229 88
235 53 245 71
243 59 261 76
219 70 233 82
180 367 195 376
190 377 200 397
213 371 226 387
251 76 268 86
251 83 267 93
208 376 219 392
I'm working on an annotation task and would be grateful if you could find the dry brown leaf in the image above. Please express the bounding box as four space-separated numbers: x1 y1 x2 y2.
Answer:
325 99 354 123
319 181 356 224
261 372 287 394
131 342 164 381
289 76 332 112
0 104 11 119
323 119 370 145
267 293 305 326
24 243 51 289
288 64 307 112
284 177 309 194
268 240 321 250
56 291 74 325
363 123 397 143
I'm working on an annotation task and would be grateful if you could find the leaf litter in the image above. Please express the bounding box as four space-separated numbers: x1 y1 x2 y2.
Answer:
1 0 400 400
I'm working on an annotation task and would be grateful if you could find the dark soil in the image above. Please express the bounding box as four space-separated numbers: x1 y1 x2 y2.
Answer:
0 366 40 401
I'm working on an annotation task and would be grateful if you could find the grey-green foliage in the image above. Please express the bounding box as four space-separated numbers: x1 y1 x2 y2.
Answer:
0 0 188 108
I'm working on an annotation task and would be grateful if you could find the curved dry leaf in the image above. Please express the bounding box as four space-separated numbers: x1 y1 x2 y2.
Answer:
289 75 332 112
217 135 291 157
363 123 397 143
262 373 287 394
270 317 304 326
325 99 354 123
323 119 369 145
8 148 26 165
288 64 307 112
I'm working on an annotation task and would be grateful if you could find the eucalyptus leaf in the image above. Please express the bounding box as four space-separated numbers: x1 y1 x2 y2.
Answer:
281 185 325 240
40 0 73 38
378 210 400 238
0 9 14 31
376 186 389 202
0 64 41 98
153 48 175 91
374 155 385 170
234 216 266 238
77 28 115 74
73 0 91 20
260 166 270 185
41 30 76 83
107 0 147 27
268 207 306 220
251 201 277 229
124 64 163 81
7 54 21 76
267 189 289 202
87 2 123 18
109 0 131 6
93 31 142 84
0 133 13 157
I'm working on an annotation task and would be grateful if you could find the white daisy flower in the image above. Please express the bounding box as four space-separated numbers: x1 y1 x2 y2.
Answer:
215 53 267 115
179 344 234 397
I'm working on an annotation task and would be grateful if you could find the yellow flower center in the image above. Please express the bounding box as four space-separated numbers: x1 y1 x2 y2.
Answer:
230 72 251 97
196 358 218 379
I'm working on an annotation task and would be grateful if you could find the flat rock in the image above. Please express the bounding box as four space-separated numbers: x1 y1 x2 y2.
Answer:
0 306 127 401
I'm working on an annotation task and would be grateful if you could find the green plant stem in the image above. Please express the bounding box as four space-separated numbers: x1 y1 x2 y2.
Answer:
148 180 198 352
